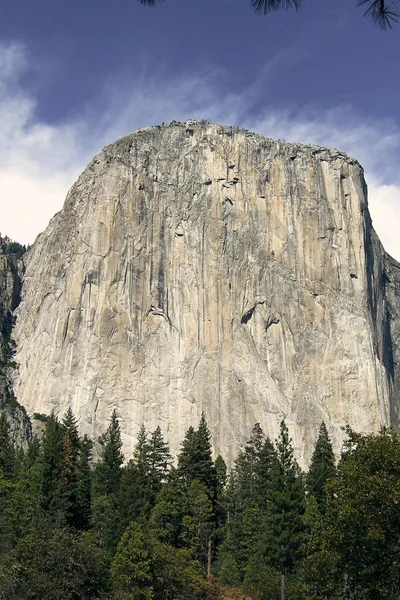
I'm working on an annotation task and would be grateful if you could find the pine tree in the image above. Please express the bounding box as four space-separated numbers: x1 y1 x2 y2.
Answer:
307 421 336 512
181 479 215 570
62 407 80 452
93 409 124 496
148 425 171 493
111 521 155 600
133 424 150 475
254 437 276 509
150 467 186 546
265 420 305 600
178 413 216 496
305 427 400 598
60 430 79 527
117 425 171 531
76 434 93 530
5 437 41 542
92 410 124 550
0 412 15 477
232 423 266 509
37 412 65 524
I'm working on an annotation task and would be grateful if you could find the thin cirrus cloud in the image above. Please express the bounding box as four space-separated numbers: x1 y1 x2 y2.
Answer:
1 41 400 261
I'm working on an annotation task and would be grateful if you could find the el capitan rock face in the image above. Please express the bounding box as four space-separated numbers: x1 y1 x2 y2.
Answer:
11 122 400 465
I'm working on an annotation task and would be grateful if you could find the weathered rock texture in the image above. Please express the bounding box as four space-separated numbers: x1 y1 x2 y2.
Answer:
0 238 31 446
11 122 400 465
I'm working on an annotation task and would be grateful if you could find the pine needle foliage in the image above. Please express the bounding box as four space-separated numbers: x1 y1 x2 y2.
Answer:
307 421 336 512
138 0 399 29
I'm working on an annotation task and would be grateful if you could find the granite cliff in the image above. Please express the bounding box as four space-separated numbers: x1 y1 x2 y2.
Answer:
10 122 400 465
0 238 31 446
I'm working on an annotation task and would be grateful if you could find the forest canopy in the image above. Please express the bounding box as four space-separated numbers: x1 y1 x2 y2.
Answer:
0 410 399 599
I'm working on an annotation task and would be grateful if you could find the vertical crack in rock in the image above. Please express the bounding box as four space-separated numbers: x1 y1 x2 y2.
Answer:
10 121 400 467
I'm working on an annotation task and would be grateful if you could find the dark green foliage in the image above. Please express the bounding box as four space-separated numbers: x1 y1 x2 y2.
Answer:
215 455 227 494
0 528 109 599
32 412 48 423
111 521 205 600
116 424 171 537
0 412 15 476
3 407 400 600
150 466 186 546
36 412 65 523
254 436 276 508
231 423 275 510
111 521 154 600
4 239 27 259
59 408 81 528
307 421 336 512
178 413 216 495
93 409 124 497
216 544 241 587
92 410 124 550
181 479 215 566
242 554 280 600
75 434 93 530
305 427 400 598
147 425 172 493
264 421 305 582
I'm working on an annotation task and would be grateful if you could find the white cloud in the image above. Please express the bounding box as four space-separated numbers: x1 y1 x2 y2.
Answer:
1 41 400 262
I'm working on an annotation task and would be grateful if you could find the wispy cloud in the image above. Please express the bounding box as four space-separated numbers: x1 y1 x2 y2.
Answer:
1 41 400 261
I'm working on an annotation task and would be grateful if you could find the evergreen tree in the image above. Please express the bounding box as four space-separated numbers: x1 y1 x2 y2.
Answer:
62 407 80 452
264 420 305 600
0 412 15 477
111 521 206 600
0 528 109 599
148 425 171 493
92 410 124 550
215 455 227 495
307 421 336 512
214 454 228 539
37 413 65 524
181 479 215 570
254 437 276 509
60 430 79 527
178 413 216 496
93 409 124 496
150 467 186 546
117 425 171 532
4 437 41 544
111 521 155 600
231 423 267 509
75 434 93 530
306 427 400 598
133 424 150 475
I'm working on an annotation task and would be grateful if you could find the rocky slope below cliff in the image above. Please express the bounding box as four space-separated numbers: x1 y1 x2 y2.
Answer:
0 238 31 446
11 122 400 465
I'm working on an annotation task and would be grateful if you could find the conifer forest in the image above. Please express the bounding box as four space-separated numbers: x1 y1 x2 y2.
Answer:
0 409 399 600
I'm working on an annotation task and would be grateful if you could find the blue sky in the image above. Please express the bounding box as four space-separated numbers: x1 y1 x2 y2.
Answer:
1 0 400 259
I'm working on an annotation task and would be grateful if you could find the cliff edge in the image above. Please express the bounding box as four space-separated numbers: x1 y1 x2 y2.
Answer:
11 122 400 465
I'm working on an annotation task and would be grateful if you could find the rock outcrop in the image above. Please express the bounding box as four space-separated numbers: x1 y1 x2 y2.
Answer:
0 238 31 447
11 122 400 465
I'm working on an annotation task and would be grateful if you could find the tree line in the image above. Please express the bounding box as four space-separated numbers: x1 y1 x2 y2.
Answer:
0 408 399 599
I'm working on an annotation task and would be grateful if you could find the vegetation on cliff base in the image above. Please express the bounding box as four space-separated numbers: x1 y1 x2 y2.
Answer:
0 410 399 599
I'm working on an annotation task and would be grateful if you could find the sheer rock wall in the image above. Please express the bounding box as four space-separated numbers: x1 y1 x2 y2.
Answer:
11 122 400 465
0 239 31 446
